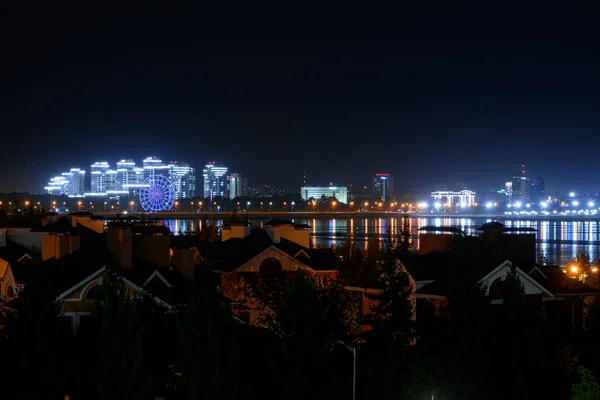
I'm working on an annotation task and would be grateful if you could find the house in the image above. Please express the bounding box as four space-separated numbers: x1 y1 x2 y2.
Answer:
49 246 192 335
216 227 339 324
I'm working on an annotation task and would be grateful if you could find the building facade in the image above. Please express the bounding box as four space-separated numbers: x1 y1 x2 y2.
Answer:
61 168 86 196
203 162 229 200
169 161 196 199
229 172 243 199
373 173 394 202
431 190 476 207
90 161 110 194
301 186 348 204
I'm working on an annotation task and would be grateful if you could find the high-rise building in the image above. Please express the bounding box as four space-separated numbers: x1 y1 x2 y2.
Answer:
530 177 546 203
301 186 348 204
142 156 170 179
229 172 243 199
169 161 196 199
203 162 229 200
61 168 86 196
509 165 545 204
103 170 119 192
116 159 136 190
44 176 69 195
90 161 110 193
373 173 394 202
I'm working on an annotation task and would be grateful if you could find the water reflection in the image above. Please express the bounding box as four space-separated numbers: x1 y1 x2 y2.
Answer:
162 217 600 267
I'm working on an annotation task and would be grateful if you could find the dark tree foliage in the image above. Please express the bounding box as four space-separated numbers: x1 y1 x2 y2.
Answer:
362 239 417 399
91 271 156 400
0 260 72 399
172 268 243 399
261 271 360 400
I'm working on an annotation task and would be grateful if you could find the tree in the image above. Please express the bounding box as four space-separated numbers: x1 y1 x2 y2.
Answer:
570 254 600 287
0 260 72 399
92 271 154 400
261 271 360 399
173 268 242 399
571 366 600 400
362 243 417 398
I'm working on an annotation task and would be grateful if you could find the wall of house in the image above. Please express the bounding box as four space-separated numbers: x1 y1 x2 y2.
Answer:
6 228 46 251
265 225 310 248
71 216 105 233
418 234 455 254
107 229 132 269
172 248 196 280
222 225 250 241
132 235 170 268
0 229 6 247
42 235 81 261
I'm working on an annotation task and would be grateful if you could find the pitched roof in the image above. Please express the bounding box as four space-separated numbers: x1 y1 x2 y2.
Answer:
529 265 600 295
35 217 78 234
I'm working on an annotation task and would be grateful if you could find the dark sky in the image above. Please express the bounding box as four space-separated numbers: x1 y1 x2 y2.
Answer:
2 6 600 194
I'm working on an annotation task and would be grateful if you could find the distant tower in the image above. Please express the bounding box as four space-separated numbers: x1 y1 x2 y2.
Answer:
303 169 307 186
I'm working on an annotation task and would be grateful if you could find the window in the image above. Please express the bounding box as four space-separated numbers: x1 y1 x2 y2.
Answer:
6 285 14 298
85 285 101 300
259 257 283 278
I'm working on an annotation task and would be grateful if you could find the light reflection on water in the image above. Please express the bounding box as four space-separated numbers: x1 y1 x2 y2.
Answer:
161 217 600 267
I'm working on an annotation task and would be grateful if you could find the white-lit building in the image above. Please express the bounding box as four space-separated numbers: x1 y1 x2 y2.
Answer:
143 156 170 180
203 162 229 200
301 186 348 204
44 176 69 196
61 168 86 197
373 173 394 202
229 172 243 199
90 161 110 193
169 161 196 199
431 190 476 207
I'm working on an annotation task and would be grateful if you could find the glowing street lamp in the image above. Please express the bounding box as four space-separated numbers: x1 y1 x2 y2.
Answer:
291 201 295 212
364 201 369 210
130 200 135 212
312 201 316 212
284 201 287 212
332 200 337 212
269 201 273 212
247 201 251 211
175 201 179 211
77 200 82 210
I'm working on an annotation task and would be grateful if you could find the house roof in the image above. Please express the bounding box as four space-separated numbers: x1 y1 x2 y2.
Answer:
529 265 600 295
34 217 78 234
477 221 537 232
264 219 294 226
419 226 466 236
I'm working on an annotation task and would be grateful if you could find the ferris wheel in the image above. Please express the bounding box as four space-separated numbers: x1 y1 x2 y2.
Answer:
139 175 175 212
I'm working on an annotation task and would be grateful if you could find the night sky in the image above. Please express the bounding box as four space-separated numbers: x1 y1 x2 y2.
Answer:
2 6 600 194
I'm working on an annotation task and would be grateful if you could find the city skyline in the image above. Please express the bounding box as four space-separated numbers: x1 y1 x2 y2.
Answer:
3 7 600 194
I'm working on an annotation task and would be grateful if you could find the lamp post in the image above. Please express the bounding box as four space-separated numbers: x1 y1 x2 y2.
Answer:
336 341 356 400
284 201 287 212
291 201 295 212
312 201 316 213
247 201 251 211
175 201 179 211
199 201 203 212
364 201 369 211
269 202 273 212
130 201 134 212
332 200 337 212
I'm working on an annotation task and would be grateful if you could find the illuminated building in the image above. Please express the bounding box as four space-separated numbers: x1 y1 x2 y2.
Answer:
203 162 229 200
373 173 394 202
229 172 243 199
301 186 348 204
116 159 137 190
60 168 86 196
142 156 170 179
90 161 110 193
431 190 476 207
169 161 196 199
44 175 69 195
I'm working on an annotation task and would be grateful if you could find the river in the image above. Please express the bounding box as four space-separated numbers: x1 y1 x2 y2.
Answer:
162 216 600 267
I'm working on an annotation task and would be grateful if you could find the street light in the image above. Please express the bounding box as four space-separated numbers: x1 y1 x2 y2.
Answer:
284 201 287 212
130 201 134 212
291 201 295 212
332 200 337 212
312 201 316 212
247 201 251 211
175 201 179 211
336 340 357 400
364 201 369 210
269 201 273 212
